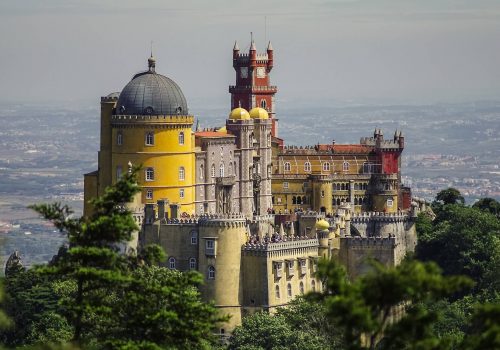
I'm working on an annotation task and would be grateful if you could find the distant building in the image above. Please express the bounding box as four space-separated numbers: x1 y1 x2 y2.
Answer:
83 40 418 333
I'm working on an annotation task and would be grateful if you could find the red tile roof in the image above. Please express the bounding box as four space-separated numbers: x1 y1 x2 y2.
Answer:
316 144 373 154
194 131 234 138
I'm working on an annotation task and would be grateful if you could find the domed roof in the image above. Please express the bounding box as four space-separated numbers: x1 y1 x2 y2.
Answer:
229 107 250 120
116 57 188 116
249 107 269 119
217 126 227 134
315 219 330 231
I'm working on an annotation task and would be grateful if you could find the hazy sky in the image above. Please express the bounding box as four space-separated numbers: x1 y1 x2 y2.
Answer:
1 0 500 108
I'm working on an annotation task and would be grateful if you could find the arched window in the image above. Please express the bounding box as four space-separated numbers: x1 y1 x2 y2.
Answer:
117 131 123 146
337 198 341 205
168 257 176 269
275 285 280 299
260 99 267 109
302 196 307 204
190 230 198 245
343 161 349 172
304 162 311 172
249 133 253 146
179 166 185 181
199 164 204 179
211 164 215 178
219 163 224 177
284 162 291 172
234 161 237 176
145 131 154 146
178 131 185 145
189 258 196 270
292 196 297 204
322 162 330 171
145 167 154 181
321 190 325 198
297 196 302 205
311 280 316 292
299 281 304 295
354 183 359 190
341 183 346 191
116 166 122 180
287 283 292 297
354 198 358 205
208 266 215 280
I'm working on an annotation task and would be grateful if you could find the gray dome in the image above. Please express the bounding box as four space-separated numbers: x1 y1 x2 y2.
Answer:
116 65 188 116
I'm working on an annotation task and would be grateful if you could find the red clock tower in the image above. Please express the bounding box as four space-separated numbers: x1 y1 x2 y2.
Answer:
229 40 279 136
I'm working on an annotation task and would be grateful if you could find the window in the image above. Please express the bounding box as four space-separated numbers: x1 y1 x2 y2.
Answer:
219 163 224 177
284 162 291 172
283 182 289 189
229 162 233 175
206 239 215 256
168 257 176 269
189 258 196 270
299 282 304 295
190 230 198 244
268 133 272 147
178 131 184 145
387 199 394 208
211 164 216 178
145 131 154 146
117 131 123 146
312 280 316 292
208 266 215 280
146 189 153 200
199 164 204 179
343 161 349 172
179 189 185 199
179 166 185 181
321 190 325 198
304 162 311 172
116 166 122 180
145 167 154 181
322 162 330 171
275 285 280 299
287 283 292 297
260 99 267 109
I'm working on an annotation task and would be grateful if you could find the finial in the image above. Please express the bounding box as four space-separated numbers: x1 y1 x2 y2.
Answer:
148 41 156 73
238 101 242 108
250 32 256 51
233 40 239 51
267 41 273 51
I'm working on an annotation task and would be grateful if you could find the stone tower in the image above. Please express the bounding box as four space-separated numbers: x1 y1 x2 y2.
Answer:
230 39 278 137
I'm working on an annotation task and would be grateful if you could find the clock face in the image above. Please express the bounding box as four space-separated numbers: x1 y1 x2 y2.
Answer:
256 67 266 78
240 67 248 79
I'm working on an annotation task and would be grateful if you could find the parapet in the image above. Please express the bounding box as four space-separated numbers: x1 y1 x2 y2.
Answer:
242 238 319 255
341 236 397 248
350 212 409 223
111 114 194 125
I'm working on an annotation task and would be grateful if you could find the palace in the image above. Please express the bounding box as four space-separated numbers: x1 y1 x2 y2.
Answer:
83 40 418 333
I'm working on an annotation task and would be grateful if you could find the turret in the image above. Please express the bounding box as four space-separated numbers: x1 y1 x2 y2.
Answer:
267 41 274 70
233 41 239 61
250 40 257 68
398 130 404 149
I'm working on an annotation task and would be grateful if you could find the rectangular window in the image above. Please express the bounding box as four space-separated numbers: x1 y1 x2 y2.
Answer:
116 166 122 180
179 188 185 199
146 189 153 200
145 167 154 181
145 131 154 146
205 239 215 256
387 199 394 207
283 182 289 189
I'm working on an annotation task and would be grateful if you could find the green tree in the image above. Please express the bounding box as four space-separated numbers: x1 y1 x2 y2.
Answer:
416 204 500 292
472 197 500 217
435 188 465 206
461 302 500 349
29 168 223 349
313 258 472 350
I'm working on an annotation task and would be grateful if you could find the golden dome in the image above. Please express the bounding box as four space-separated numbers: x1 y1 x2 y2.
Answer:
249 107 269 120
217 126 227 134
229 107 250 120
315 219 330 231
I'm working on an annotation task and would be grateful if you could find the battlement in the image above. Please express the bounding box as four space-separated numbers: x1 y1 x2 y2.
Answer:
341 235 397 248
111 114 194 125
251 214 274 223
242 238 319 252
101 95 119 102
351 212 409 223
229 85 278 93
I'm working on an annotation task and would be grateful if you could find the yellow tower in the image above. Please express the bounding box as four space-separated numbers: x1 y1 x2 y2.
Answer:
84 55 196 218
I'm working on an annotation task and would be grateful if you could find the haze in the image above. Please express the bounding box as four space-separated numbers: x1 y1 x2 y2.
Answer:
1 0 500 108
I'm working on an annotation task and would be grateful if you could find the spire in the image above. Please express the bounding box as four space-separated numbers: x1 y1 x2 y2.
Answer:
233 40 239 51
250 32 256 51
267 40 273 51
